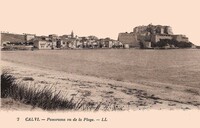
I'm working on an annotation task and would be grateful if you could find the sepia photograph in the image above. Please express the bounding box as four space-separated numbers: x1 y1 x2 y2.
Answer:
0 0 200 127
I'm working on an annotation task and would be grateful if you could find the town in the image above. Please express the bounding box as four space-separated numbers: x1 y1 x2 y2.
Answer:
0 24 197 50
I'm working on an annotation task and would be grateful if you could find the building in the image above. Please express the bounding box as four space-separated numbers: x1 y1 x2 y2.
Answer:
49 34 58 39
133 24 173 35
112 40 123 48
33 39 52 49
151 34 173 43
25 34 36 42
118 24 190 48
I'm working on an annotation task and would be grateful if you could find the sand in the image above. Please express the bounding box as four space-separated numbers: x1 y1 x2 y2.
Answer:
1 60 200 110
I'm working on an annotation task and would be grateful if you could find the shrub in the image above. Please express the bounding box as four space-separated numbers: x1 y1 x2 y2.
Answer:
156 39 193 48
1 72 16 98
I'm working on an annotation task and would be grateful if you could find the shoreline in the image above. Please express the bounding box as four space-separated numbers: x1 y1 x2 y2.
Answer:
1 60 200 110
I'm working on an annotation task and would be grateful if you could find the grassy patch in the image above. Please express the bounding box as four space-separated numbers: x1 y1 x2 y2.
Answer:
1 72 96 110
1 72 123 111
1 71 16 98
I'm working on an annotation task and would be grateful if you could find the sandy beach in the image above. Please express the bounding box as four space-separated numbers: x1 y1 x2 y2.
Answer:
1 58 200 110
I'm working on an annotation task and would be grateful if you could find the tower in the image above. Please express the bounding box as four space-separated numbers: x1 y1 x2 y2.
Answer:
71 31 74 38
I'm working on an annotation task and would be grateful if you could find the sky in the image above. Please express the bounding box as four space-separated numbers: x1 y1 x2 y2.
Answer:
0 0 200 45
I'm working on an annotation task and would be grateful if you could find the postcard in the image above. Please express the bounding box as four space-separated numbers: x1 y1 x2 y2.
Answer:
1 0 200 128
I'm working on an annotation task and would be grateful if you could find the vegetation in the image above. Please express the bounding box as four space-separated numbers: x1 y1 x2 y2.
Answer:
2 45 34 51
1 72 95 110
152 39 193 48
1 72 16 98
1 72 122 111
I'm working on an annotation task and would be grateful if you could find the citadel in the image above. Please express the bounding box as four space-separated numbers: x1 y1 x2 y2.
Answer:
118 24 190 48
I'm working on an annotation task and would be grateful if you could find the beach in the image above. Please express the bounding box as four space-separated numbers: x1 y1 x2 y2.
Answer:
1 49 200 110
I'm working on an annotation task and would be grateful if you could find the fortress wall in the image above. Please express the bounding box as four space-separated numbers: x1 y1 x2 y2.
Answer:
118 33 139 47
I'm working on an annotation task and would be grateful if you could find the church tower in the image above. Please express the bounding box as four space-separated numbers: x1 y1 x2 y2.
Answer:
71 31 74 38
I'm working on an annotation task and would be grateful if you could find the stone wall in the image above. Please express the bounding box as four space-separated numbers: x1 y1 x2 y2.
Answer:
118 32 139 47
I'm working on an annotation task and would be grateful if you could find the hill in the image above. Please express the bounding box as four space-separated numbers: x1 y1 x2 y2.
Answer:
1 33 25 44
